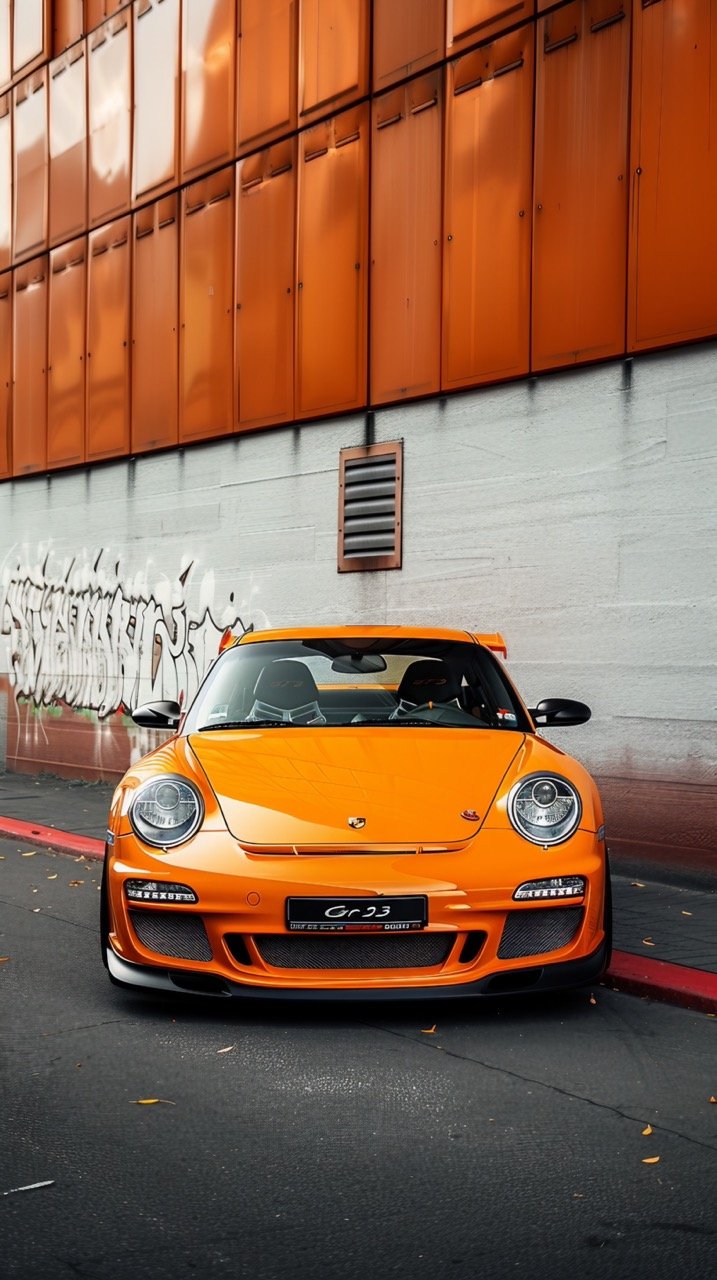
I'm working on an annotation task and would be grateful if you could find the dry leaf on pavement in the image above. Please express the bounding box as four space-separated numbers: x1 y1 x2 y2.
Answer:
589 995 597 1005
217 1046 234 1054
68 880 85 888
681 911 692 917
642 1124 653 1136
642 1156 660 1165
131 1098 176 1106
0 957 10 964
421 1025 437 1034
642 938 655 947
47 874 58 880
631 881 645 888
21 851 36 857
709 1096 716 1104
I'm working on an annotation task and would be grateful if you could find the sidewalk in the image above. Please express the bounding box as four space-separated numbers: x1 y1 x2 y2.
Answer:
1 771 715 1010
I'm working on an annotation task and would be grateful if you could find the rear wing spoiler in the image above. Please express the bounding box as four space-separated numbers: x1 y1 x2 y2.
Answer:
473 632 508 659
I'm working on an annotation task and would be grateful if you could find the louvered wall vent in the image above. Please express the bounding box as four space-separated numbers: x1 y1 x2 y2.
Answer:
338 442 403 572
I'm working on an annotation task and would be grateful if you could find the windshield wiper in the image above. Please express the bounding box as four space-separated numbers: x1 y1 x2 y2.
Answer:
196 720 303 731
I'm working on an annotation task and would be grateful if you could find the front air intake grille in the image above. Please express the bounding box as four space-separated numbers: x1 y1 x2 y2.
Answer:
129 909 212 961
254 933 453 970
497 908 583 959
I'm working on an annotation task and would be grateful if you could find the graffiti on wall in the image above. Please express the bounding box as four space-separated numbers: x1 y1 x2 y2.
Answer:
0 549 247 719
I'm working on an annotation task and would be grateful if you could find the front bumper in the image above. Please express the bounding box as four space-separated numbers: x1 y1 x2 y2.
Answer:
107 938 609 1000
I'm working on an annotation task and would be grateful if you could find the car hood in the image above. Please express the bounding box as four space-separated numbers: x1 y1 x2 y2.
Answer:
188 728 524 847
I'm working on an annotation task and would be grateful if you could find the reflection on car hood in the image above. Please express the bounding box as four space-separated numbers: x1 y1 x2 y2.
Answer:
188 728 524 847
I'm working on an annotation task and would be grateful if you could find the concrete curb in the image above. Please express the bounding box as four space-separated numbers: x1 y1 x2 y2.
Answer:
606 950 717 1015
2 813 716 1012
0 816 105 860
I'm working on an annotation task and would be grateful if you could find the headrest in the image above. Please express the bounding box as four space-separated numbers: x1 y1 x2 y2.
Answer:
252 660 320 710
396 659 461 706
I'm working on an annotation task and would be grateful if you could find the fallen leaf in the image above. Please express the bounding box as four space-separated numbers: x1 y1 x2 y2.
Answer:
589 995 597 1006
0 854 6 859
2 1180 55 1196
631 881 645 888
421 1025 437 1035
642 1124 653 1136
0 957 10 965
68 880 85 888
31 888 38 894
217 1046 234 1054
21 851 36 858
709 1096 716 1104
572 1194 584 1199
681 911 692 917
32 908 41 913
642 1156 660 1165
131 1098 176 1106
47 874 58 880
642 938 656 947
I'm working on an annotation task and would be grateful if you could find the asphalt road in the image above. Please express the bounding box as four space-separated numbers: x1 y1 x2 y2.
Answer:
1 837 716 1280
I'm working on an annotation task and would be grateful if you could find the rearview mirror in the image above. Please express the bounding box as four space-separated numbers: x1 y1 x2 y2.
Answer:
331 654 387 675
131 700 182 729
529 698 591 728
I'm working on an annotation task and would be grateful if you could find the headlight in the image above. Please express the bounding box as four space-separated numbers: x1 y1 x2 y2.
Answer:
129 777 203 848
508 773 581 846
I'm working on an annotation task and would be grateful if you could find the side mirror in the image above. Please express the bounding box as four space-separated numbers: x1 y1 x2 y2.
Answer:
529 698 591 728
131 700 182 729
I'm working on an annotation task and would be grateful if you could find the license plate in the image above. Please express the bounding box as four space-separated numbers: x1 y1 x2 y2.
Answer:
286 896 427 932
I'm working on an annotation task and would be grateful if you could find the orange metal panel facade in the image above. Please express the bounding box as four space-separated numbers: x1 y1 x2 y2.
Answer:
180 169 235 442
629 0 717 350
13 0 50 76
133 0 180 203
88 11 131 227
0 93 10 268
86 217 130 460
13 256 48 475
53 1 84 56
0 0 10 89
48 237 86 468
0 272 10 477
296 104 368 418
238 0 297 151
182 0 236 181
85 2 124 35
371 73 442 404
132 195 179 452
299 0 368 125
49 43 87 246
532 0 630 371
13 69 48 263
237 140 295 430
447 1 534 53
373 0 445 91
443 28 533 390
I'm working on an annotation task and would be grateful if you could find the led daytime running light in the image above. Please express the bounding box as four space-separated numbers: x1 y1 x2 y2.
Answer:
125 880 198 903
514 876 586 900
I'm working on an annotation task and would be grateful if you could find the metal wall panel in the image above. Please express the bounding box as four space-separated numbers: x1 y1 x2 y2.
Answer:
296 104 368 417
48 237 86 468
13 0 49 76
13 69 48 263
86 217 130 460
85 2 126 36
447 0 534 53
133 0 180 203
12 255 48 474
371 73 442 404
238 0 297 150
180 169 235 442
49 43 87 246
132 195 179 453
443 28 533 390
299 0 368 125
0 272 10 477
373 0 445 91
53 1 84 56
88 11 131 227
0 93 10 269
532 0 630 370
182 0 236 181
237 139 295 430
629 0 717 350
0 0 10 89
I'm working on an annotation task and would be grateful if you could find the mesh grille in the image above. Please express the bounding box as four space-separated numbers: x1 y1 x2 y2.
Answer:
129 909 212 961
254 933 453 970
497 908 583 960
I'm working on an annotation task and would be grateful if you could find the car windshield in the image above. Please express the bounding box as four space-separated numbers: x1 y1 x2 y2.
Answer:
184 638 529 732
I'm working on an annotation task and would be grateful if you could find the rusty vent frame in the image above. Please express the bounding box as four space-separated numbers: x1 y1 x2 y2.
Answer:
338 441 403 572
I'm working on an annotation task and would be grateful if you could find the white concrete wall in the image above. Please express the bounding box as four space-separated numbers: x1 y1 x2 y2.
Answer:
1 343 715 865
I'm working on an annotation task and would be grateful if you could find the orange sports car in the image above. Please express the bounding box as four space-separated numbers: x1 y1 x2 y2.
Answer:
101 626 611 1000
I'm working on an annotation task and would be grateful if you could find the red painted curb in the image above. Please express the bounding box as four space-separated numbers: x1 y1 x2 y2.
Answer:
0 816 105 861
607 949 717 1014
